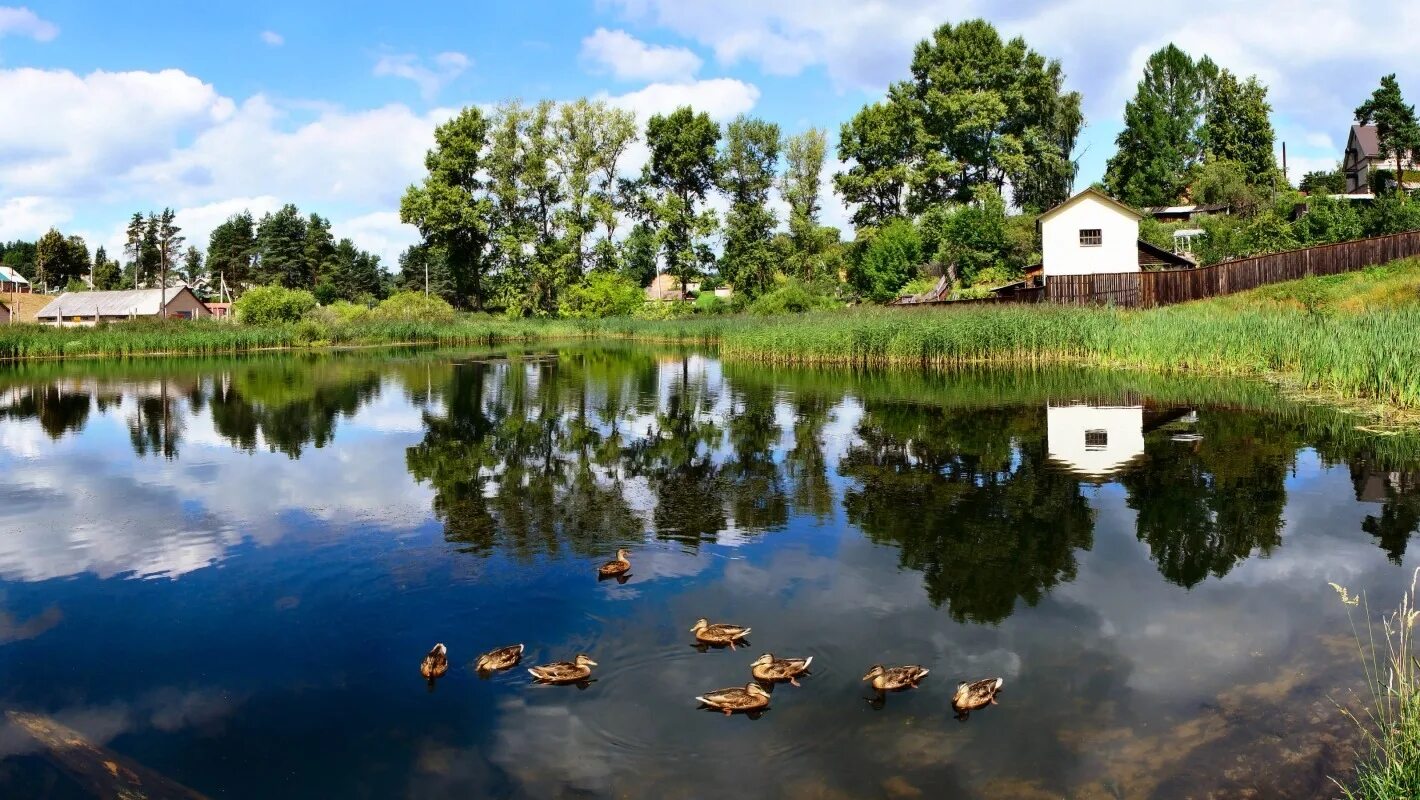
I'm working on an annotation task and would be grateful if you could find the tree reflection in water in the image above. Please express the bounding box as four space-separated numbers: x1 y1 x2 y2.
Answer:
4 352 1420 615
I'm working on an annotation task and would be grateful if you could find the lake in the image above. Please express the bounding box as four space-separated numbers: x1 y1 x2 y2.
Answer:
1 346 1417 799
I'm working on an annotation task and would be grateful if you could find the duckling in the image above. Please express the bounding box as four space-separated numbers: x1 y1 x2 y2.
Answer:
750 653 813 687
695 682 772 716
420 643 449 683
597 549 631 578
861 664 929 692
475 644 525 673
690 618 752 650
528 654 598 684
952 677 1004 720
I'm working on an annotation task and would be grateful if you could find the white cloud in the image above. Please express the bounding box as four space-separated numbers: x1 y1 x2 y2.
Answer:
600 77 760 121
0 6 57 41
260 30 284 47
580 27 702 82
373 51 471 101
0 196 70 240
332 210 420 267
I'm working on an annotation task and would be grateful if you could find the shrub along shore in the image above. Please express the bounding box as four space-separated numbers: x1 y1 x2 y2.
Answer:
3 262 1419 418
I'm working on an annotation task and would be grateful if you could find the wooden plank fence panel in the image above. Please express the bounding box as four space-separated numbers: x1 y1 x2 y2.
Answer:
1035 229 1420 309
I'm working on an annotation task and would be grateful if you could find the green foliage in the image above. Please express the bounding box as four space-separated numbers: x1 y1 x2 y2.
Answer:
306 300 371 326
717 115 781 299
90 247 123 291
898 276 941 298
234 285 318 324
1365 195 1420 236
782 128 831 281
371 291 456 322
747 279 841 316
1293 195 1365 245
633 300 694 321
643 106 721 290
694 292 730 315
207 211 256 292
919 187 1014 285
1299 167 1347 195
1105 45 1214 207
1190 158 1258 214
1202 70 1278 188
620 222 659 288
34 228 90 291
850 219 923 302
560 271 645 319
835 19 1081 223
969 265 1018 289
254 205 312 288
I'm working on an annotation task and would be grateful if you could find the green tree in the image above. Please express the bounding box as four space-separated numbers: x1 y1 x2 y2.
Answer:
1355 74 1420 196
561 271 645 318
837 20 1082 217
123 213 148 289
717 115 781 298
782 128 829 281
179 245 206 289
1189 158 1258 214
643 106 721 293
1104 44 1212 207
255 205 309 288
155 209 183 313
1202 70 1278 189
1298 167 1347 194
834 98 914 227
400 106 497 309
34 229 90 291
920 186 1012 285
397 243 456 302
327 238 384 301
91 246 122 290
207 211 257 297
850 218 922 301
591 105 638 272
620 222 659 287
304 213 337 288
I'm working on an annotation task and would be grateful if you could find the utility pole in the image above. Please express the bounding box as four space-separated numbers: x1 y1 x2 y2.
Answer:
424 260 430 297
1282 141 1288 187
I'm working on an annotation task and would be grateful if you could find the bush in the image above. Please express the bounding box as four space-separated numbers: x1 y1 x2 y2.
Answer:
561 271 645 319
897 276 940 298
747 279 840 316
305 300 370 326
234 285 318 325
370 291 455 322
633 300 694 320
850 218 922 302
694 292 729 315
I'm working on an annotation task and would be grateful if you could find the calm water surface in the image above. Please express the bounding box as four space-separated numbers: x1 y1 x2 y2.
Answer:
1 346 1418 799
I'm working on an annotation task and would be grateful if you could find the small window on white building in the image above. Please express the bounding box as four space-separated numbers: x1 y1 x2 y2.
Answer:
1084 429 1108 450
1079 229 1103 247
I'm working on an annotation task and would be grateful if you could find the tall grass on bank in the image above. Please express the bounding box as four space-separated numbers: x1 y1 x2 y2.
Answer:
1334 570 1420 798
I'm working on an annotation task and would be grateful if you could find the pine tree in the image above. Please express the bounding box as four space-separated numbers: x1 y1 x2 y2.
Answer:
1202 71 1278 189
1356 75 1420 195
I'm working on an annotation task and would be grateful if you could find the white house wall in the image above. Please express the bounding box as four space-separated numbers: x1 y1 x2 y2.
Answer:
1046 404 1146 477
1041 197 1140 276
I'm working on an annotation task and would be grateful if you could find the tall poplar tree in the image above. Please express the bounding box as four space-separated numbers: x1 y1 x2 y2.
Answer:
643 106 721 292
1104 45 1212 207
717 115 780 298
782 128 828 280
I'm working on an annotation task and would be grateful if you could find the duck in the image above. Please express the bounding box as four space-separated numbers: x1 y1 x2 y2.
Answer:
862 664 930 692
528 654 598 684
952 677 1004 719
750 653 813 687
597 549 631 578
695 682 772 716
690 618 752 650
420 643 449 683
475 644 525 673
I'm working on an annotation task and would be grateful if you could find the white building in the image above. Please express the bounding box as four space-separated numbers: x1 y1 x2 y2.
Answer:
1039 187 1149 277
1046 404 1146 478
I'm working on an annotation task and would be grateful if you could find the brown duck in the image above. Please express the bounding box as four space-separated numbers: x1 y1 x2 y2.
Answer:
952 677 1004 719
750 653 813 686
528 654 598 684
691 618 752 650
597 549 631 578
696 683 771 715
862 664 929 692
475 644 525 673
420 643 449 683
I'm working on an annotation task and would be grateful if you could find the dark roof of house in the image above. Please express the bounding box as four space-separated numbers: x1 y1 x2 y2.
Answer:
1137 239 1195 269
1352 124 1380 158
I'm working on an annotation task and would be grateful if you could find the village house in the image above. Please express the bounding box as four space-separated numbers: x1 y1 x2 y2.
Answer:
1037 187 1194 280
1344 123 1420 193
1046 403 1199 479
1 266 31 294
35 288 212 327
645 274 733 302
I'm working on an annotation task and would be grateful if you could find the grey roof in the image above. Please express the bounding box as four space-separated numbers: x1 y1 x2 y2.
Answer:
1352 124 1380 158
36 288 195 319
0 266 29 284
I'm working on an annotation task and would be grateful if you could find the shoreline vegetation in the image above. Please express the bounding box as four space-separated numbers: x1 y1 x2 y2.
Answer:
4 259 1420 425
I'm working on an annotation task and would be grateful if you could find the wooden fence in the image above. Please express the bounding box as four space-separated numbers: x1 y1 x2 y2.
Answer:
1044 230 1420 308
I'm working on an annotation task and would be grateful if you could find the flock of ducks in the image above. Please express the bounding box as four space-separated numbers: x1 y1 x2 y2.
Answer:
419 548 1006 720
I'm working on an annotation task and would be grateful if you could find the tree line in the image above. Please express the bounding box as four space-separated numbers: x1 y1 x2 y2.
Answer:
6 19 1418 313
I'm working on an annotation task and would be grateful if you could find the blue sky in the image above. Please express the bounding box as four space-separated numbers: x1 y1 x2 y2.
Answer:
2 1 1416 265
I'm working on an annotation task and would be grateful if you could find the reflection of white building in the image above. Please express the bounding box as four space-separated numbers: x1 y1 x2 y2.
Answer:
1047 404 1146 478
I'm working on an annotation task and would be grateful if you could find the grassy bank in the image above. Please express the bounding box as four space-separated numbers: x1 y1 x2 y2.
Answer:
3 258 1419 414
